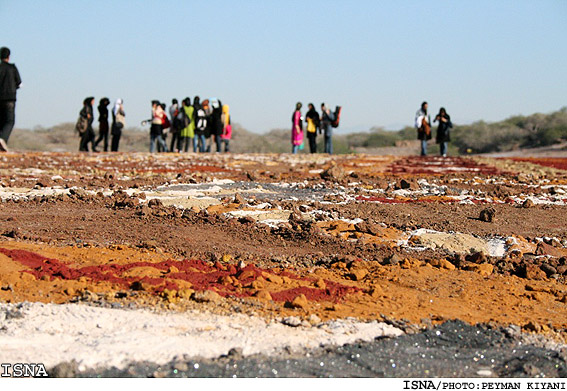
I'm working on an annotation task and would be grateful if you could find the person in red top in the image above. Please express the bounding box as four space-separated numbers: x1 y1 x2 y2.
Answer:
149 101 168 153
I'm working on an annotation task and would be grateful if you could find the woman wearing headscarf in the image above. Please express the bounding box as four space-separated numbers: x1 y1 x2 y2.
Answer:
111 98 125 152
94 97 110 151
79 97 96 152
221 104 231 152
434 107 452 157
150 100 168 153
305 103 320 153
195 99 209 153
179 97 195 152
291 102 303 154
210 98 224 152
415 101 431 156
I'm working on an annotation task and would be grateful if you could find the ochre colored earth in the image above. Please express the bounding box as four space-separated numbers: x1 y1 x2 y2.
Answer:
1 152 567 337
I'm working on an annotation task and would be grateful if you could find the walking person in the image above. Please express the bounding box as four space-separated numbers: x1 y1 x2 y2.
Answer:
305 103 320 154
79 97 96 152
415 101 431 156
149 100 168 153
221 104 231 152
291 102 304 154
169 98 180 152
320 103 335 154
111 98 125 152
0 47 22 151
195 99 209 152
434 107 452 157
179 97 195 152
94 97 110 151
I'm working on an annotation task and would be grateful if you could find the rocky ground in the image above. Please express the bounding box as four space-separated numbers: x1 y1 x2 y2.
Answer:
0 151 566 377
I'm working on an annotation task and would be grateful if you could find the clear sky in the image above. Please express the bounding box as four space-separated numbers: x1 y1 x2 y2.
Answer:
2 0 566 133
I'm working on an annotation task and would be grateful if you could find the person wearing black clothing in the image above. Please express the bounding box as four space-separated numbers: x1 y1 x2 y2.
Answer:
211 99 223 152
305 103 320 154
0 47 22 151
94 97 110 151
79 97 96 152
111 98 125 152
434 107 452 157
320 103 335 154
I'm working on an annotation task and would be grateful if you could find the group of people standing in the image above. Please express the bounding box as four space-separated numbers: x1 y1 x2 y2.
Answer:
291 102 338 154
76 96 232 153
414 101 453 157
78 97 125 152
146 97 231 154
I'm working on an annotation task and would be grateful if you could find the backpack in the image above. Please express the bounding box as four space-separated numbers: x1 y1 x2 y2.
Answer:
332 106 342 128
306 117 316 133
74 115 88 135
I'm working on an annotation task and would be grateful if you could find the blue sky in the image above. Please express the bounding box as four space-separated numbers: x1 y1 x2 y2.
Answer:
2 0 566 133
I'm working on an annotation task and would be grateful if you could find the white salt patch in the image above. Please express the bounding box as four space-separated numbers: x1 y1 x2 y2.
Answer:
0 302 404 370
485 238 507 257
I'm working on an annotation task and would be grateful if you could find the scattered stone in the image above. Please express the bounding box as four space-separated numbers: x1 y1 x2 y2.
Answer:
320 165 346 181
308 314 321 325
288 294 309 310
465 263 494 276
238 216 255 225
467 252 487 264
192 290 222 303
254 290 272 301
314 278 326 289
369 284 384 298
140 239 158 249
148 198 163 208
130 281 145 291
233 193 245 204
429 259 456 271
523 321 542 333
479 207 496 222
264 273 283 285
48 361 79 378
69 188 88 199
517 263 547 280
348 269 368 281
282 316 302 327
63 287 75 296
245 171 257 181
540 263 557 277
384 253 402 265
2 229 19 239
177 289 194 299
522 199 535 208
237 269 255 280
397 179 416 190
536 242 567 258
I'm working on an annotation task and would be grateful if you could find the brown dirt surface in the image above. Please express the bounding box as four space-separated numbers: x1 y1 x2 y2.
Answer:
1 152 567 336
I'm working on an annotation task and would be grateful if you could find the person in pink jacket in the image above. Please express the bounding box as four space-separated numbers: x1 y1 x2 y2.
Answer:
291 102 303 154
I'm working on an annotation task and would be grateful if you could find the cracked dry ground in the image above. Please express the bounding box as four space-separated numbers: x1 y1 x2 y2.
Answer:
1 152 567 337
